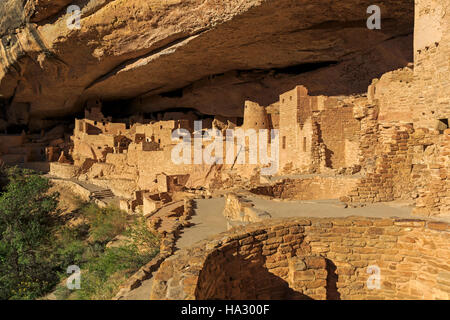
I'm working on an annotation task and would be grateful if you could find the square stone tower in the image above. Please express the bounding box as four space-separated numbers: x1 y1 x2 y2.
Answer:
279 86 313 171
413 0 450 128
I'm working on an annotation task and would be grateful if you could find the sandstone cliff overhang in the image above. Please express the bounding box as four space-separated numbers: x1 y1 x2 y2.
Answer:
0 0 413 121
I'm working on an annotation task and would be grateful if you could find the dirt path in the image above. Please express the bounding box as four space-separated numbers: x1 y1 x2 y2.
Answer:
176 198 228 251
120 198 228 300
247 197 450 223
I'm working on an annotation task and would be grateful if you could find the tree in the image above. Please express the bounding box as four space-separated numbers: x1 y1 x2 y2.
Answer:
0 168 59 299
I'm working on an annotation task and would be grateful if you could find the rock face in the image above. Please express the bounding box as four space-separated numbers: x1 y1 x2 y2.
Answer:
0 0 413 128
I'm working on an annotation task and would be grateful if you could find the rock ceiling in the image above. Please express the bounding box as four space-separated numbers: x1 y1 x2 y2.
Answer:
0 0 414 120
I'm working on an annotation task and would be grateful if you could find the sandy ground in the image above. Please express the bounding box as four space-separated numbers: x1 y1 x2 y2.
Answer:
176 198 228 250
121 278 154 300
174 197 449 251
248 197 450 223
250 198 412 219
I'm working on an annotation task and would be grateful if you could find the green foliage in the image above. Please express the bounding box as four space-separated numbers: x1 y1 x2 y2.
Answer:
80 204 128 243
0 164 9 192
53 225 89 272
125 215 160 250
71 215 160 300
0 167 160 300
50 211 159 300
0 167 59 300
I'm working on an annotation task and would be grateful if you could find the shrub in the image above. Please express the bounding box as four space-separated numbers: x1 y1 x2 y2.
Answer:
71 216 160 300
53 226 88 272
0 167 160 300
0 168 59 300
80 204 128 243
125 215 160 252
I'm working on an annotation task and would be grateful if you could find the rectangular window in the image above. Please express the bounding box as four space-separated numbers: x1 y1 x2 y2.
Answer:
282 136 286 149
303 137 307 152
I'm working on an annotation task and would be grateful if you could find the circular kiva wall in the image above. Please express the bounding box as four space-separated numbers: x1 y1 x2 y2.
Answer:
150 217 450 300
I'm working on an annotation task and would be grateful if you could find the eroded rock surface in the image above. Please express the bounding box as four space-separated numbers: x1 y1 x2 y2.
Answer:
0 0 413 126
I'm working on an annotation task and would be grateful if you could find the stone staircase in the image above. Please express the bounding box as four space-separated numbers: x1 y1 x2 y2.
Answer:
90 189 115 200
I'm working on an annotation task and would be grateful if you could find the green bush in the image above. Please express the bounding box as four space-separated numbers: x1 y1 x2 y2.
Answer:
0 167 160 300
72 216 160 300
80 204 128 243
125 215 160 250
0 168 59 300
53 226 88 272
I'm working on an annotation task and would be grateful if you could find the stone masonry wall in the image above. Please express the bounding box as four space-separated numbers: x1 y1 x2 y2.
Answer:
150 217 450 300
279 86 363 173
279 86 306 171
374 0 450 129
251 176 359 201
317 103 361 168
222 193 271 228
345 124 450 216
413 0 450 129
348 0 450 216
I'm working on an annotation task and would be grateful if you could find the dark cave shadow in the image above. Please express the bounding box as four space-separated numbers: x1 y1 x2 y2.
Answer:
324 147 335 168
326 258 341 300
196 251 313 300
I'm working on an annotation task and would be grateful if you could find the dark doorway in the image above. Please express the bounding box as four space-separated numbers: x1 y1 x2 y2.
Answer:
437 118 448 134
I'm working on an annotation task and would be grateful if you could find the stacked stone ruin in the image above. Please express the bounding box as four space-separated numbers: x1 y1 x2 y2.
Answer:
150 217 450 300
0 0 448 300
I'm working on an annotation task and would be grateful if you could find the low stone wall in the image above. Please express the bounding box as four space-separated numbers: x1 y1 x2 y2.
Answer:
250 176 359 200
150 217 450 300
49 162 79 179
223 194 271 228
346 125 450 217
49 179 91 202
19 161 50 172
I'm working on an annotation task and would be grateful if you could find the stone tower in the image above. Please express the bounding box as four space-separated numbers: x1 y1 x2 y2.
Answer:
242 101 270 130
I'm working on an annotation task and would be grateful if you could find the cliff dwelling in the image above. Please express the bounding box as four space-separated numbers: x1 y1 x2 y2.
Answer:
0 0 448 302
